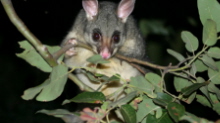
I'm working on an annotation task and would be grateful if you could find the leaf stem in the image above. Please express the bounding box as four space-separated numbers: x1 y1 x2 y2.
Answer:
164 89 180 99
106 113 110 123
170 71 196 83
161 71 166 91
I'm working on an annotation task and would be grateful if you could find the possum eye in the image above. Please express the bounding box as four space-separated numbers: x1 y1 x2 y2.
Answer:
92 32 101 42
112 35 120 43
92 28 102 42
112 30 120 44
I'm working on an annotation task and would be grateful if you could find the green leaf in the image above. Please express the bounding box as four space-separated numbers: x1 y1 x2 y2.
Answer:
155 108 163 119
120 104 136 123
21 79 50 100
198 0 220 32
208 68 220 84
108 74 120 82
62 99 71 105
115 109 126 122
210 93 220 115
153 92 173 107
85 72 100 82
37 109 83 123
213 102 220 115
145 72 163 92
182 92 196 104
202 19 217 46
197 77 212 103
181 81 210 96
95 73 104 77
167 102 185 122
146 112 174 123
86 54 110 64
108 91 137 108
214 60 220 69
194 59 208 72
101 101 110 110
181 31 199 52
201 54 218 71
208 47 220 59
208 83 220 100
16 41 52 72
36 64 68 101
167 49 185 62
190 63 197 76
174 75 192 92
70 92 105 104
98 74 110 81
136 95 161 122
146 114 157 123
86 72 120 83
181 112 214 123
37 109 73 116
196 94 212 108
129 76 155 98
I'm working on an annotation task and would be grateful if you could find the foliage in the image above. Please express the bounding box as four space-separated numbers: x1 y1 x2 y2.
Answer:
14 0 220 122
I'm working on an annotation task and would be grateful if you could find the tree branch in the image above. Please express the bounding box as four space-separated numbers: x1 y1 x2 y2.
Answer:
1 0 93 92
114 54 177 70
130 63 146 74
53 41 92 60
1 0 57 67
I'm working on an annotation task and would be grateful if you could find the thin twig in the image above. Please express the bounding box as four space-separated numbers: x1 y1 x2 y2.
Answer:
115 54 178 70
53 44 75 60
53 41 93 59
130 63 146 75
183 70 197 80
161 70 166 91
170 71 196 83
177 56 193 67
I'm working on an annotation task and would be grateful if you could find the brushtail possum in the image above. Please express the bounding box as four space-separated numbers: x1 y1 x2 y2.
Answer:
62 0 146 96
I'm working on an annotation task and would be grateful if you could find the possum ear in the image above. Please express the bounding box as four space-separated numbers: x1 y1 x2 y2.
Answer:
82 0 99 20
117 0 135 23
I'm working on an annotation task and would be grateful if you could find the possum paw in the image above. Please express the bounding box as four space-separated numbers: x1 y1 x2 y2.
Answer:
65 38 78 56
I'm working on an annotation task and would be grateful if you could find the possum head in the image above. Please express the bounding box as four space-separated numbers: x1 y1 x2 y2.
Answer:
82 0 135 59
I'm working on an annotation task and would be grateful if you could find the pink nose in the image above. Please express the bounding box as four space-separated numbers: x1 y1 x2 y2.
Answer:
100 48 111 59
101 52 110 59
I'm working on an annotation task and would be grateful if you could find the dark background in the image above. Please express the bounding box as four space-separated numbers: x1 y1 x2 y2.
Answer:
0 0 219 123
